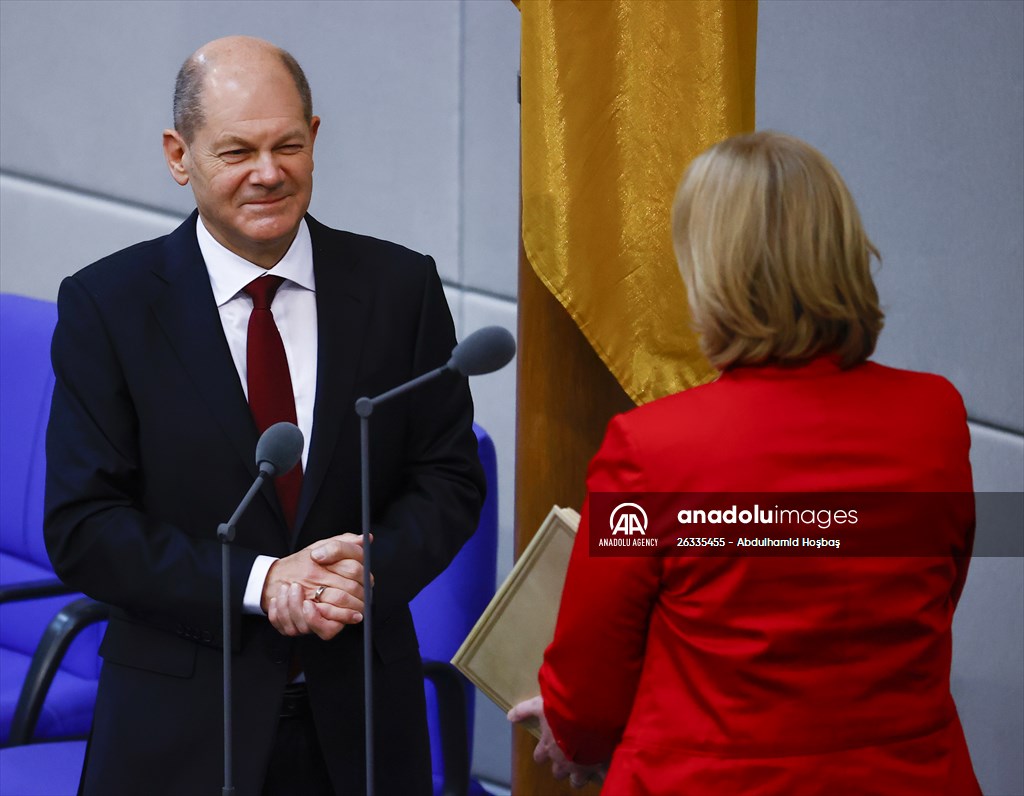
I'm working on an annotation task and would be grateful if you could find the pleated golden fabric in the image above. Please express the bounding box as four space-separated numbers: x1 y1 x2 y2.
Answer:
518 0 758 403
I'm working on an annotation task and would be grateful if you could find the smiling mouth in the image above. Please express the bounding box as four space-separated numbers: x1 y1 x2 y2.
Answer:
246 196 288 206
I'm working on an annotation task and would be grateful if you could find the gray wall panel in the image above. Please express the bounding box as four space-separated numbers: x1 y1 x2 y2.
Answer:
756 0 1024 432
955 423 1024 793
0 0 192 213
970 423 1024 494
442 283 464 342
461 0 521 299
953 557 1024 796
0 175 182 299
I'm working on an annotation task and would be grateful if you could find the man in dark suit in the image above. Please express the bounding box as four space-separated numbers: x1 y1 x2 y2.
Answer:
44 35 484 796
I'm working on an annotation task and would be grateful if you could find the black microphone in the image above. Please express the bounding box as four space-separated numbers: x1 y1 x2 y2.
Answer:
255 421 304 478
447 325 517 376
217 422 304 796
354 326 515 796
220 422 304 541
357 326 518 413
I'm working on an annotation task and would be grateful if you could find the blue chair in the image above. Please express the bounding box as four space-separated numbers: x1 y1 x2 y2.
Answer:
0 741 86 796
0 293 105 747
412 423 499 796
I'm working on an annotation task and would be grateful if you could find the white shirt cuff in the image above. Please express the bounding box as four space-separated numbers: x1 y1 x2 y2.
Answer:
243 555 278 615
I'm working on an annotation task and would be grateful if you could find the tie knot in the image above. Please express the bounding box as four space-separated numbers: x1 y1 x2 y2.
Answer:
243 275 286 310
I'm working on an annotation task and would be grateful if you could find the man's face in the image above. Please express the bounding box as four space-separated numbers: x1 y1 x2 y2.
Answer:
166 59 319 267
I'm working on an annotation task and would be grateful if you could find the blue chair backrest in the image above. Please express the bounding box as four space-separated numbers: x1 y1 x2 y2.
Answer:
410 423 498 775
0 293 103 682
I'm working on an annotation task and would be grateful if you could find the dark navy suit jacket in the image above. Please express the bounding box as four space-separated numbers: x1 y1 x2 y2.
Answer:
44 212 484 795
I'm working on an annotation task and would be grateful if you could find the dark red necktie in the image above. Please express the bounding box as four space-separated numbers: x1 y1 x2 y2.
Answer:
243 275 302 530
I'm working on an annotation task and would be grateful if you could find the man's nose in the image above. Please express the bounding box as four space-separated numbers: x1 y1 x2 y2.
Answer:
250 151 284 186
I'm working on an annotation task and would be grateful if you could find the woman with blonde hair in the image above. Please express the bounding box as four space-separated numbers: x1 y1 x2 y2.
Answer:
510 131 980 795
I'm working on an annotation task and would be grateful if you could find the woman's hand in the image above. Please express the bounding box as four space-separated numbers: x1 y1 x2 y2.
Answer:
508 696 607 789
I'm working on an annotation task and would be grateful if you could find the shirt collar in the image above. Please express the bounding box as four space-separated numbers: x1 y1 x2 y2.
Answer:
197 216 316 307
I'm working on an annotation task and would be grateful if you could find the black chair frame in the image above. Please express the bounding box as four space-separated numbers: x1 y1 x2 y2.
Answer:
422 659 472 796
1 583 110 747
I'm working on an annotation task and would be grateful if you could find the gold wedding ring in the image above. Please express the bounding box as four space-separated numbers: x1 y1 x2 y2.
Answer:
313 584 327 603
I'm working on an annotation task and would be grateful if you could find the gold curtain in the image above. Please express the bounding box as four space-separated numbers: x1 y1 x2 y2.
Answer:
518 0 757 404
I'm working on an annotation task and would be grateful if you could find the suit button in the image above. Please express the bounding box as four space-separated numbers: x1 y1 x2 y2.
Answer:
202 631 212 643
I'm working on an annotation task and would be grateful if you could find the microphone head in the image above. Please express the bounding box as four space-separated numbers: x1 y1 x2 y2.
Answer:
255 422 304 478
447 326 516 377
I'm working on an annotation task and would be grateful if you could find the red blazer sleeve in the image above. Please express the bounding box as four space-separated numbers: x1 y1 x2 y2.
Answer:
539 414 662 765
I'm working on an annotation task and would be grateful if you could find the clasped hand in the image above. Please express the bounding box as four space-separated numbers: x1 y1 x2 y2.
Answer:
261 532 370 640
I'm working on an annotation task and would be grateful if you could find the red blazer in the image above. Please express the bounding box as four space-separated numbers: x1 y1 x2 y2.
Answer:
540 357 980 795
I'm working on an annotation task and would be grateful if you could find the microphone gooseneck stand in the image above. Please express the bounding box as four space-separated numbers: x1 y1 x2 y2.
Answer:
355 326 516 796
217 422 304 796
217 477 266 796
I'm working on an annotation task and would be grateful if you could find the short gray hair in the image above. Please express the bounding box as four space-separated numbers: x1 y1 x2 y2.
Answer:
172 47 313 144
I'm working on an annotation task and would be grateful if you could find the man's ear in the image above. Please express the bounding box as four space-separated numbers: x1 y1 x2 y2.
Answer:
162 129 190 186
307 116 321 171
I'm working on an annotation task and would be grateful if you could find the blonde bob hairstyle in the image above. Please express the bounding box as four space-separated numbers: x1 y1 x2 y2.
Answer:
672 131 884 370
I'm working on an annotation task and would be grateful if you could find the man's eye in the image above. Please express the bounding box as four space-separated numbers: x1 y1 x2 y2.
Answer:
221 149 247 158
278 144 302 154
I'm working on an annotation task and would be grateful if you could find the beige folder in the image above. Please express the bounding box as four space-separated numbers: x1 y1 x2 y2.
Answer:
452 505 580 739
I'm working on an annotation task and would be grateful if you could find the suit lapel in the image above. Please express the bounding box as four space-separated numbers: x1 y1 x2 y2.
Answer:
293 217 373 539
148 212 264 490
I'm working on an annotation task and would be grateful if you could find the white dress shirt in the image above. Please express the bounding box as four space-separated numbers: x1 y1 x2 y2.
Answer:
196 216 317 615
